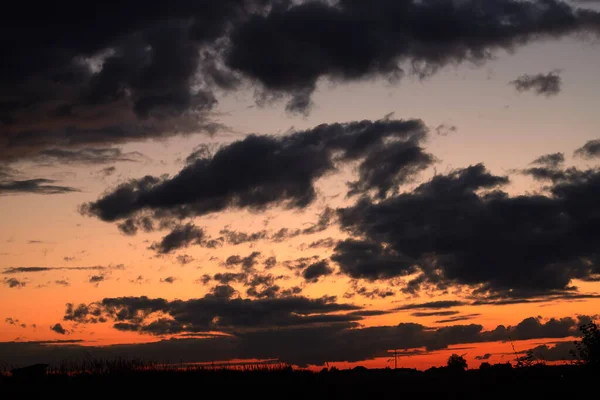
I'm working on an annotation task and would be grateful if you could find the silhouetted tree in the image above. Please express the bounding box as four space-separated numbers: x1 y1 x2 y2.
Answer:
447 354 468 371
479 362 491 370
572 322 600 368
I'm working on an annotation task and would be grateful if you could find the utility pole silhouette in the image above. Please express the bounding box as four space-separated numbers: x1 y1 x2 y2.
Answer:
388 349 399 369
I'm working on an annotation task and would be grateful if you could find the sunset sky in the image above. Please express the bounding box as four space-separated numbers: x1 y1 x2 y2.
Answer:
2 0 600 370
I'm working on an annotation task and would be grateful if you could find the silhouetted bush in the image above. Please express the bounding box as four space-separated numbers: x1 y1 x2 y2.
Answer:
447 354 468 371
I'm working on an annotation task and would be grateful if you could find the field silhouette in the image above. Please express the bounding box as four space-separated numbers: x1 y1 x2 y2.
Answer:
2 321 597 398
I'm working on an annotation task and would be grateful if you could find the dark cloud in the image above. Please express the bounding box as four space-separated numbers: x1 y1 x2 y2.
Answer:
1 312 583 367
219 228 269 245
100 166 117 177
228 207 338 244
82 118 429 226
523 341 577 362
225 251 262 271
395 301 466 310
89 275 105 284
227 0 599 112
3 265 116 274
3 277 26 288
50 323 67 335
302 237 338 250
435 314 481 324
0 179 78 195
5 317 27 328
176 254 195 265
210 270 294 300
510 70 562 96
574 139 600 159
64 303 106 324
149 223 210 254
411 311 460 318
265 256 277 269
475 353 492 360
346 140 434 199
211 284 238 299
0 1 598 160
55 280 70 286
343 284 395 300
346 310 392 317
0 1 277 162
531 152 565 168
335 161 600 297
66 294 361 334
435 124 457 136
160 276 176 284
29 147 147 166
302 260 334 283
332 239 416 281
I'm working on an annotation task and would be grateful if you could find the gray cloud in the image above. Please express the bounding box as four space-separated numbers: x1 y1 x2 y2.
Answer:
3 277 26 288
2 0 600 163
335 160 600 298
227 1 598 112
30 147 147 166
510 71 562 96
411 311 460 318
5 317 27 328
149 223 210 254
395 301 467 310
89 275 105 284
3 266 110 274
0 179 78 195
1 312 590 367
50 323 67 335
302 260 334 283
435 314 482 324
81 118 430 226
65 294 361 334
574 139 600 159
531 152 565 168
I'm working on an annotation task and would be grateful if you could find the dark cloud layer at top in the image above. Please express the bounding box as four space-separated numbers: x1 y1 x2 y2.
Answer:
3 0 599 161
0 0 273 162
82 118 431 226
335 160 600 297
0 179 78 195
227 0 599 112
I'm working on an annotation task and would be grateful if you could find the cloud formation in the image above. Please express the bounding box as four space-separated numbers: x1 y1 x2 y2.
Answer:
574 139 600 159
3 277 26 288
302 260 334 283
50 323 67 335
0 179 78 195
82 118 430 227
64 294 361 334
3 310 588 367
2 0 600 164
510 71 562 96
3 265 112 274
335 161 600 298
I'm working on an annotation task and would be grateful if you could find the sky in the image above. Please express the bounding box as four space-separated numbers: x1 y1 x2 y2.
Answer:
2 0 600 370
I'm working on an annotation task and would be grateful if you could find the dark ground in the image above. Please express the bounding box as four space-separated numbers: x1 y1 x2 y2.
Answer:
0 363 594 398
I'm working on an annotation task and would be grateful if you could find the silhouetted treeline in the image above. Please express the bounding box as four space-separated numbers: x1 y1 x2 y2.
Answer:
1 362 598 398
